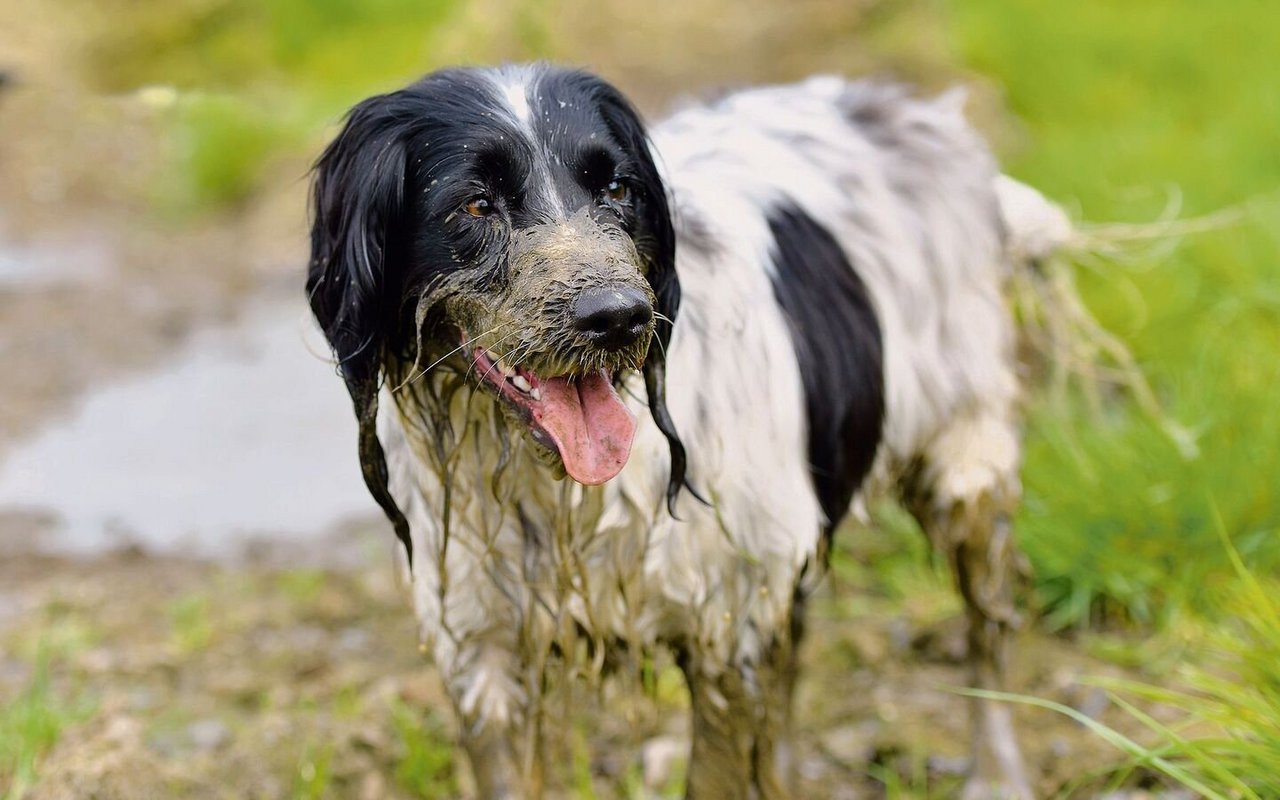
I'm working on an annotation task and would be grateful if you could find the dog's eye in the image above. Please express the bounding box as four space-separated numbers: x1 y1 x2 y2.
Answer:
605 179 629 203
464 196 494 217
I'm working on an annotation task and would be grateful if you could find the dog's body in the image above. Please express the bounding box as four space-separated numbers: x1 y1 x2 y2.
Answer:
310 64 1071 799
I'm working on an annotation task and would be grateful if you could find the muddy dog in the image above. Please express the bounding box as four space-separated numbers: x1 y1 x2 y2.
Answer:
308 63 1074 798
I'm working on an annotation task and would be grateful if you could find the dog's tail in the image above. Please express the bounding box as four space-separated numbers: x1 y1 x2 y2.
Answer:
993 176 1231 461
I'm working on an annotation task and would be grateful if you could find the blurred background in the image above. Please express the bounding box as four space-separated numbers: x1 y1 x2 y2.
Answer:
0 1 1276 797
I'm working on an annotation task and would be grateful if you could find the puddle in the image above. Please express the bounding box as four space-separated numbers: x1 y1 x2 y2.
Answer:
0 296 381 559
0 224 114 288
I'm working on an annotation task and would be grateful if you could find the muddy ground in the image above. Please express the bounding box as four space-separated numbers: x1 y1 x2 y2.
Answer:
1 542 1187 799
0 3 1190 798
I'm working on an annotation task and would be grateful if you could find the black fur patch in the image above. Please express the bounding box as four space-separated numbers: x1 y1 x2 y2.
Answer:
767 202 885 533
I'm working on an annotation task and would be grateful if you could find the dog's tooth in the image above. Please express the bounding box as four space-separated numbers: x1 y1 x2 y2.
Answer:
511 374 532 393
529 387 541 401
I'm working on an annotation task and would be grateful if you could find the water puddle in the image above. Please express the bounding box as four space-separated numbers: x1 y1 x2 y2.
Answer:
0 296 380 560
0 225 114 289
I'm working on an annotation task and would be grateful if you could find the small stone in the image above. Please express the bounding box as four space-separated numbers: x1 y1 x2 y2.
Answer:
926 753 971 777
338 626 371 653
818 721 879 765
359 770 387 800
1074 686 1109 721
127 686 158 712
641 734 686 789
80 647 116 674
846 626 889 665
187 718 230 753
104 714 143 745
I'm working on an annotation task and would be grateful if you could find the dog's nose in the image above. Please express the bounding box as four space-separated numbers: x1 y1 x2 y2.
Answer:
571 286 653 351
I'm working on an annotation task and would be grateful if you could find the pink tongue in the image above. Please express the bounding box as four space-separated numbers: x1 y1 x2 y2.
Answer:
533 372 637 485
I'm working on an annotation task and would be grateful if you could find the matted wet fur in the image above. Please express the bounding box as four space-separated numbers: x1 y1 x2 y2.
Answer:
308 63 1079 798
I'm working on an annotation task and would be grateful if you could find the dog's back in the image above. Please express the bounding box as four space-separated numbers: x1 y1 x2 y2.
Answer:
655 78 1032 470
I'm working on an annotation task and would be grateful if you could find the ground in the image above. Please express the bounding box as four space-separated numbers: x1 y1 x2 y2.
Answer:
0 538 1184 799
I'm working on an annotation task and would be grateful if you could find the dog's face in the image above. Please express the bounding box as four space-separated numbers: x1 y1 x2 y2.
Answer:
308 66 686 543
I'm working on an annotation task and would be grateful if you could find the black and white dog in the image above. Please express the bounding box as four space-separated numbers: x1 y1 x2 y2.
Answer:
308 63 1071 799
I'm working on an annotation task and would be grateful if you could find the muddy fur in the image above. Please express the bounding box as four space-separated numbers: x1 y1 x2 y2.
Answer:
308 64 1086 799
385 209 656 491
416 210 655 382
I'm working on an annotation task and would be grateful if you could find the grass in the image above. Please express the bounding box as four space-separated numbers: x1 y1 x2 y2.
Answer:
971 510 1280 797
946 0 1280 629
1097 509 1280 797
390 701 459 799
292 742 336 800
80 0 465 210
168 592 214 654
0 653 94 800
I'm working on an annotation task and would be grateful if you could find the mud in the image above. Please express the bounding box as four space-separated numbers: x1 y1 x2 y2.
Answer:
0 547 1184 799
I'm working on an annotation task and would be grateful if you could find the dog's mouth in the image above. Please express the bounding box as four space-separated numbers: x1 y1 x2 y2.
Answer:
465 341 637 485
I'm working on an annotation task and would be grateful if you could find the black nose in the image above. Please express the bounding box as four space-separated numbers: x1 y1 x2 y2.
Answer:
571 286 653 351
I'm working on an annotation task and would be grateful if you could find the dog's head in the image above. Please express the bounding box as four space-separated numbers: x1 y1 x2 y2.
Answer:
307 65 687 551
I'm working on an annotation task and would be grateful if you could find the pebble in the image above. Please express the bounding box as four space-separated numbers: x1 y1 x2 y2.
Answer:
1074 686 1110 721
641 734 686 789
818 721 879 764
187 718 231 753
338 626 371 653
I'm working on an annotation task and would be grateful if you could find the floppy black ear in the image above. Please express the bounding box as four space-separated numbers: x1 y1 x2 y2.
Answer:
586 77 693 512
308 92 418 561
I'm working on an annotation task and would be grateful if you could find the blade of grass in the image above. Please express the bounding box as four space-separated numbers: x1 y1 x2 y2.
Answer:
955 688 1233 800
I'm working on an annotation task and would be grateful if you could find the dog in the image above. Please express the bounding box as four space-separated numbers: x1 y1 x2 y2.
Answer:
307 63 1073 799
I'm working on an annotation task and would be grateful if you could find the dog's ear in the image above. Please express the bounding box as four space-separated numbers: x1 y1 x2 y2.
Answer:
307 92 417 561
586 78 693 512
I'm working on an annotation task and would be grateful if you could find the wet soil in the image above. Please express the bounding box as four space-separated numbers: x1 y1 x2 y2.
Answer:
0 543 1184 799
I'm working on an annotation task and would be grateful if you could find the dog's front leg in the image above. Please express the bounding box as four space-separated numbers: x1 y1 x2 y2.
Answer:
437 639 535 799
678 647 791 800
458 715 523 799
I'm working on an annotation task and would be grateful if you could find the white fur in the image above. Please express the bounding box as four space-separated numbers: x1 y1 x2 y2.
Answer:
490 68 566 217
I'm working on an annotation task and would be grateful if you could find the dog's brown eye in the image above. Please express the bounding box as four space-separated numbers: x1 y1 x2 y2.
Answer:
605 179 628 202
464 196 493 217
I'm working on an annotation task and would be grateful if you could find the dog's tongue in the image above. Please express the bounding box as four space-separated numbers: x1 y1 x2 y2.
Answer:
533 371 636 485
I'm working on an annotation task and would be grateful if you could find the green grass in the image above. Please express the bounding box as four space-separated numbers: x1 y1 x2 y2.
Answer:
168 592 214 654
1 606 100 798
0 653 93 800
1096 510 1280 797
947 0 1280 628
974 512 1280 797
291 742 336 800
82 0 465 210
390 702 458 799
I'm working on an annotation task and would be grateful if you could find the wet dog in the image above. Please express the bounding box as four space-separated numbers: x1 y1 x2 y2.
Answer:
308 63 1071 798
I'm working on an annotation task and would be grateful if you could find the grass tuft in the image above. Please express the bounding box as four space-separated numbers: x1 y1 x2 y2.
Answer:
0 652 94 800
390 701 458 799
968 506 1280 796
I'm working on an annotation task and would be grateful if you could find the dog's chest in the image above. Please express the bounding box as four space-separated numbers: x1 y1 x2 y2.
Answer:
386 393 662 640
